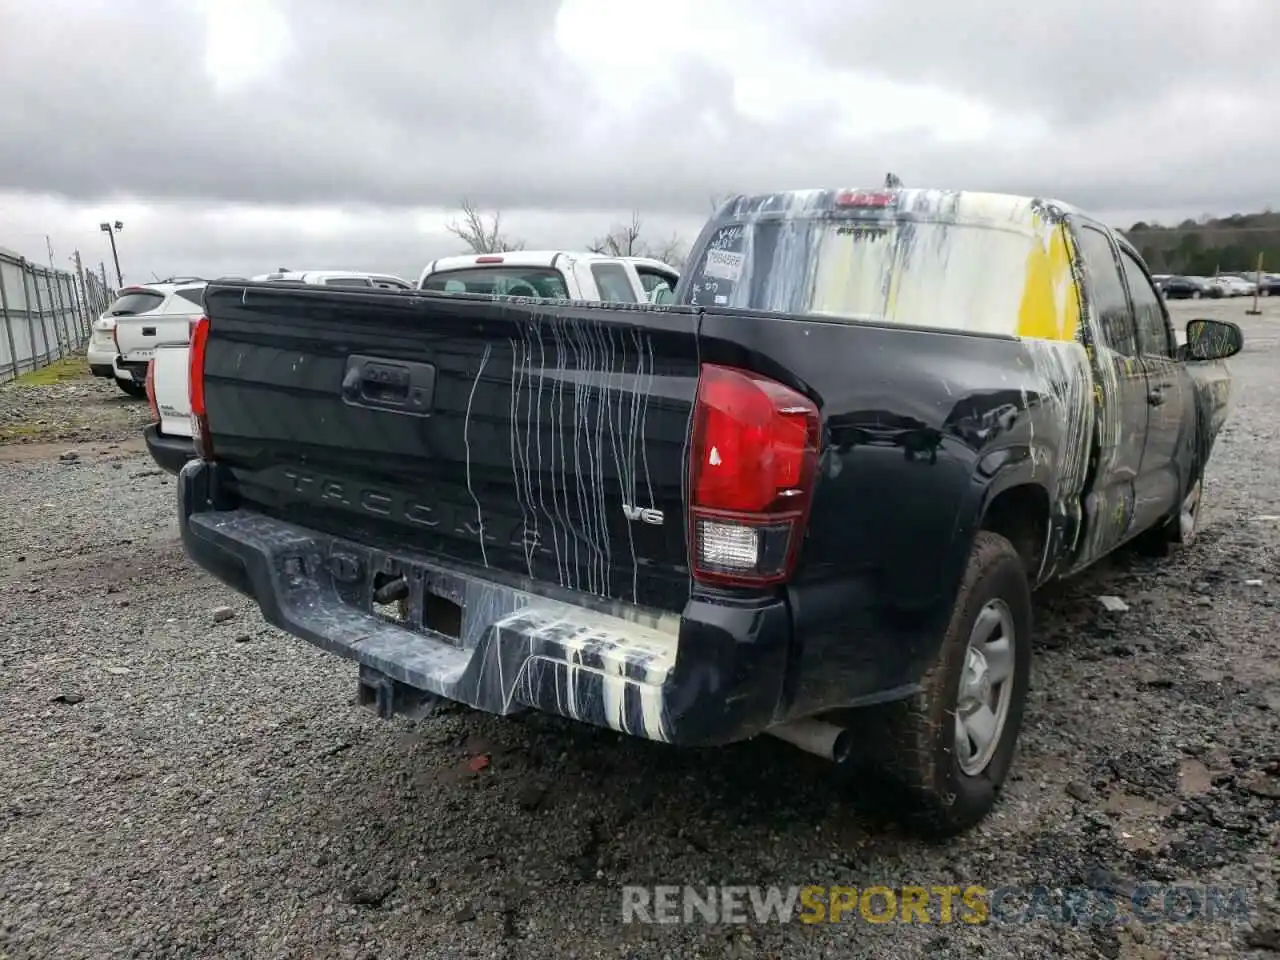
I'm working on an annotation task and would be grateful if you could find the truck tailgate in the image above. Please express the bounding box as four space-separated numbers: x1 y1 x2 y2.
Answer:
116 314 193 364
200 285 702 612
152 344 192 438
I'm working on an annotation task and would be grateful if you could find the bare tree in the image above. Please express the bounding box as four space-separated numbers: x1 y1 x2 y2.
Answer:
588 211 645 257
445 198 525 254
589 211 688 267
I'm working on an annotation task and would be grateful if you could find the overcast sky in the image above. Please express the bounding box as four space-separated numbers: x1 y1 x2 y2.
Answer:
1 0 1276 283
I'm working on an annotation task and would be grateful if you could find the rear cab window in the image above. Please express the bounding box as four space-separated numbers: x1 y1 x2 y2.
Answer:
422 267 570 299
683 192 1080 341
106 289 165 316
323 277 374 287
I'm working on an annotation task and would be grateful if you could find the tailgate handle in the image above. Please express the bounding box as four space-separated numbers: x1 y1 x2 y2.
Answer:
142 326 156 336
341 356 436 415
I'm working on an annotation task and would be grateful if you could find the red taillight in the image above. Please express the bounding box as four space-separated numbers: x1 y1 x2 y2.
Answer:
145 359 159 422
834 190 896 208
687 364 821 587
188 315 213 460
475 256 504 264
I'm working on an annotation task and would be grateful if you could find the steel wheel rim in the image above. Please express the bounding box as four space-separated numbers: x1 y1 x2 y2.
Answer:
1180 480 1202 543
954 598 1016 776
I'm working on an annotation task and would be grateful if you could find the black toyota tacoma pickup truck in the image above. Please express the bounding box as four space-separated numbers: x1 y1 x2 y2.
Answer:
177 188 1241 835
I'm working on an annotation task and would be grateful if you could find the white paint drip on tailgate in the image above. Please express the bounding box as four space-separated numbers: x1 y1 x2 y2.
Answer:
464 343 492 567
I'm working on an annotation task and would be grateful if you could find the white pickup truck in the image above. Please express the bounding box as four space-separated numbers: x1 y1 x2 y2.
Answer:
419 251 679 303
143 255 678 473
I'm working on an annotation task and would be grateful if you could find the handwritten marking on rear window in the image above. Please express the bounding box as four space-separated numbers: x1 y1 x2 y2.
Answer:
704 249 746 282
709 225 744 250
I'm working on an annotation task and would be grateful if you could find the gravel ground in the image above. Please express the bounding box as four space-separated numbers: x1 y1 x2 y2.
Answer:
1 301 1277 959
0 359 150 447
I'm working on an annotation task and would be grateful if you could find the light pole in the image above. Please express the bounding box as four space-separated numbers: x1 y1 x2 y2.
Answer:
99 220 124 287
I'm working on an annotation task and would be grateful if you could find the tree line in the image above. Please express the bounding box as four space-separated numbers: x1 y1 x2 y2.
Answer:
1125 210 1279 276
443 196 737 269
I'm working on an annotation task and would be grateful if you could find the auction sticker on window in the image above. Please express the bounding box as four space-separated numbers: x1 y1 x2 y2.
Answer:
703 249 746 282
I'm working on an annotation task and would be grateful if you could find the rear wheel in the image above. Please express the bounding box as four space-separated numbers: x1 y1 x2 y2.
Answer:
851 532 1032 837
116 378 146 399
1136 475 1204 556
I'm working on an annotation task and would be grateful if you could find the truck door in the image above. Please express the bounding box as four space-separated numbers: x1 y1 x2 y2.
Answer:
1117 245 1189 533
1069 220 1152 565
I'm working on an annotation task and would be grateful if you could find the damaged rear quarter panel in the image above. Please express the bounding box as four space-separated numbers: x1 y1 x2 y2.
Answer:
683 192 1100 716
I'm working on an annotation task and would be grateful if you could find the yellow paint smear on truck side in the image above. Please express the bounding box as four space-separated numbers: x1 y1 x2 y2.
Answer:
1016 221 1081 343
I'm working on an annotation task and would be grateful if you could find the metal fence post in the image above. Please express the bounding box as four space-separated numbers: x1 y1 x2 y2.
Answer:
34 269 58 361
0 263 17 382
52 272 72 353
73 252 90 341
44 271 63 358
19 260 42 372
69 273 86 344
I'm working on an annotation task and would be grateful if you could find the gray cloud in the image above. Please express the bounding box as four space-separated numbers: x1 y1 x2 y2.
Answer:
800 0 1280 127
0 0 1276 229
1 193 708 286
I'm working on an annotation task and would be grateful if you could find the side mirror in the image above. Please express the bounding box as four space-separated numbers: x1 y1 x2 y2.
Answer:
1183 318 1243 361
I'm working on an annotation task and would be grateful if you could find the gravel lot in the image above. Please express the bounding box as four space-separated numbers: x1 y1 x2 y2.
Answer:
2 302 1278 959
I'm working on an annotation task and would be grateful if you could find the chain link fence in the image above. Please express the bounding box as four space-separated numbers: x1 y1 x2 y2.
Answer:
0 246 115 382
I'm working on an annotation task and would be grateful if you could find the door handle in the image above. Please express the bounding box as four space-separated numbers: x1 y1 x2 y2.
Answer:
1148 388 1165 406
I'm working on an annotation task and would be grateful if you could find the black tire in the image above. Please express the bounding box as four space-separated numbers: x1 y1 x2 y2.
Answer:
116 378 147 399
850 531 1033 838
1134 472 1204 557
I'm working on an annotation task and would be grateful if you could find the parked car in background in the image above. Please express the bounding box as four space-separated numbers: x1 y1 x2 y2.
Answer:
101 281 207 397
1218 273 1259 296
1214 274 1256 297
419 251 680 304
252 270 414 290
1155 275 1213 300
86 313 120 380
174 188 1240 837
1260 273 1280 296
1186 276 1227 298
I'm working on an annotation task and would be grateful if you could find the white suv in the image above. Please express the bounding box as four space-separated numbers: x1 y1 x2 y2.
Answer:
105 280 207 398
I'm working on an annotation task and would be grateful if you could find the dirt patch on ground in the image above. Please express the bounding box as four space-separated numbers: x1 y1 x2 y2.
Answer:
0 357 151 446
0 436 145 463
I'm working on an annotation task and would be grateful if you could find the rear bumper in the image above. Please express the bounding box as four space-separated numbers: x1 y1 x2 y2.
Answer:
116 359 148 384
144 424 194 475
177 460 792 747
